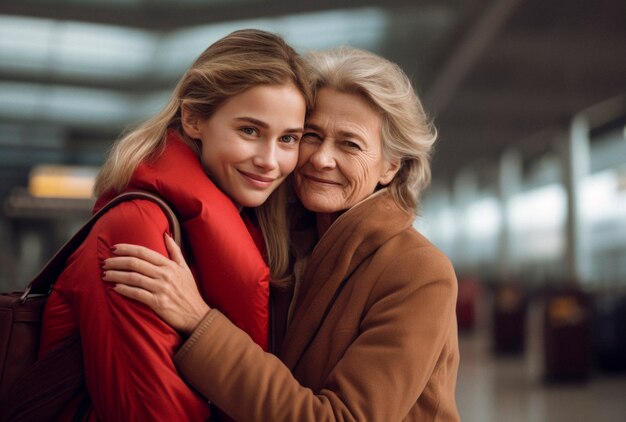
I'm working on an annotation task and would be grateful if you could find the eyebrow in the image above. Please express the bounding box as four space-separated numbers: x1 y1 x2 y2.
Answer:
235 117 304 134
305 123 364 142
304 123 323 132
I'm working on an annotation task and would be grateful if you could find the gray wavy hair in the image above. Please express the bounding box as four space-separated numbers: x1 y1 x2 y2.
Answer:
306 47 437 213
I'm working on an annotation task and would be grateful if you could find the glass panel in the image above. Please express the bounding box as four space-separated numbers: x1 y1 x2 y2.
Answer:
508 183 567 262
581 166 626 281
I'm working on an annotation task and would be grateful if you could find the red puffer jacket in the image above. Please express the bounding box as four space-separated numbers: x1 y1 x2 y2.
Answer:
39 130 270 421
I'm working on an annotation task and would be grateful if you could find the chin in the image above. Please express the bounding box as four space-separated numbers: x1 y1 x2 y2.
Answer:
299 198 339 214
236 195 270 208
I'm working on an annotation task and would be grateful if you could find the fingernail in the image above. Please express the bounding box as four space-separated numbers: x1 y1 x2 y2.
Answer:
101 271 107 279
110 246 117 253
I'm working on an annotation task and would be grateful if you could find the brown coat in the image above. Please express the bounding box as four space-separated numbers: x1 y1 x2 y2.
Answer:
174 190 460 421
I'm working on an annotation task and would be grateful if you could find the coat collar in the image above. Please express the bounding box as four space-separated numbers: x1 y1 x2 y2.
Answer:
280 189 415 368
94 129 267 253
94 130 238 221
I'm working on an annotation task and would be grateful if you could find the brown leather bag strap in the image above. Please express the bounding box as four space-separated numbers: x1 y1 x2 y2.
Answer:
23 191 181 298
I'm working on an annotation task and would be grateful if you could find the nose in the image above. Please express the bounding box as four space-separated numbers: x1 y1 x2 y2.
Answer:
307 141 336 170
252 140 278 171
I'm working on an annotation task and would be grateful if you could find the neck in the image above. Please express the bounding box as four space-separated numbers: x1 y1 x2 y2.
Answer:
315 212 341 238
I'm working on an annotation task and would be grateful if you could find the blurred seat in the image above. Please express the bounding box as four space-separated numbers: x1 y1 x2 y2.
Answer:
492 282 527 355
593 289 626 373
543 285 593 382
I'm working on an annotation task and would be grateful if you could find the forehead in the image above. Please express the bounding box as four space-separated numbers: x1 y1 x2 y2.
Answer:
307 88 381 136
216 83 306 125
224 84 301 109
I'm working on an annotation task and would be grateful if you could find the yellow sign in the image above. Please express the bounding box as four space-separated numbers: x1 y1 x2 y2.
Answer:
28 165 99 199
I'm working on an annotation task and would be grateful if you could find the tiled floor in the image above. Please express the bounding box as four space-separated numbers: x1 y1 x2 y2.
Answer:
456 298 626 422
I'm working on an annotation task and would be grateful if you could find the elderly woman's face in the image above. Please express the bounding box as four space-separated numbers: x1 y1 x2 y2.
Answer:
294 88 399 214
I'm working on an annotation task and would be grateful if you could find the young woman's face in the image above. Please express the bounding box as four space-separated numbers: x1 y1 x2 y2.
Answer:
184 84 306 208
294 88 399 214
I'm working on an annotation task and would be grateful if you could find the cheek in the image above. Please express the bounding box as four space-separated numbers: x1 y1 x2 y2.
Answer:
345 156 374 187
283 149 300 173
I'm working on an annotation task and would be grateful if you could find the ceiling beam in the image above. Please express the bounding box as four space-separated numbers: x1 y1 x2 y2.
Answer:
424 0 522 116
0 0 454 29
491 29 626 62
0 70 173 93
440 89 604 122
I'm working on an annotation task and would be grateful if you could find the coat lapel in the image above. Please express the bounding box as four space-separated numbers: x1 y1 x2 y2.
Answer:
280 191 414 369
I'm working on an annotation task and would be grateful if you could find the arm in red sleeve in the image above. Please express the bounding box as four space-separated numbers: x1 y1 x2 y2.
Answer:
59 200 210 421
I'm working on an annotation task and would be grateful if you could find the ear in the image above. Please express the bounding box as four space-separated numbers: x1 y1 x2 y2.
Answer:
378 159 401 186
180 103 203 140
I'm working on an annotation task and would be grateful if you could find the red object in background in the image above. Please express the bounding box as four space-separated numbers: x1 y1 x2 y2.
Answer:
456 276 481 331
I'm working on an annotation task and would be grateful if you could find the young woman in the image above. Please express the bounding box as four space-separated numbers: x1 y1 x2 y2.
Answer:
37 29 313 421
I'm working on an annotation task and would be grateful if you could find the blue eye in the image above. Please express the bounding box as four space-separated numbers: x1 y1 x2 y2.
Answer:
280 134 299 144
240 127 258 136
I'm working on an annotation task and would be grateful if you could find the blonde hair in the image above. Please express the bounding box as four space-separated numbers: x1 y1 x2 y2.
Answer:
94 29 313 282
306 47 436 213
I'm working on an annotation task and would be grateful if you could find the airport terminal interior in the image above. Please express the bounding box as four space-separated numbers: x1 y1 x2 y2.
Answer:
1 1 625 420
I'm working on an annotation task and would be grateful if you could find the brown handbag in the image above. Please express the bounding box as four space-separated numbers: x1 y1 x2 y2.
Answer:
0 191 181 421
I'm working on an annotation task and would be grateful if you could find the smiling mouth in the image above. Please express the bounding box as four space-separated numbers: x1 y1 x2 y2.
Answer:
303 174 341 185
239 170 275 188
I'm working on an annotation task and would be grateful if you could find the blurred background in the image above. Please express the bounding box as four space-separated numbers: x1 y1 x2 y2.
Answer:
1 0 625 420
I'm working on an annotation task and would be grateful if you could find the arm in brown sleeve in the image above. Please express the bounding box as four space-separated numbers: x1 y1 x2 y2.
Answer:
174 247 458 421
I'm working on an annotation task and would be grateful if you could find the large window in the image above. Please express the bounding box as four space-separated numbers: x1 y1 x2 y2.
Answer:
581 165 626 280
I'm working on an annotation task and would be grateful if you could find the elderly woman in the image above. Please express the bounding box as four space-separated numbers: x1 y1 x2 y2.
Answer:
103 46 460 421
